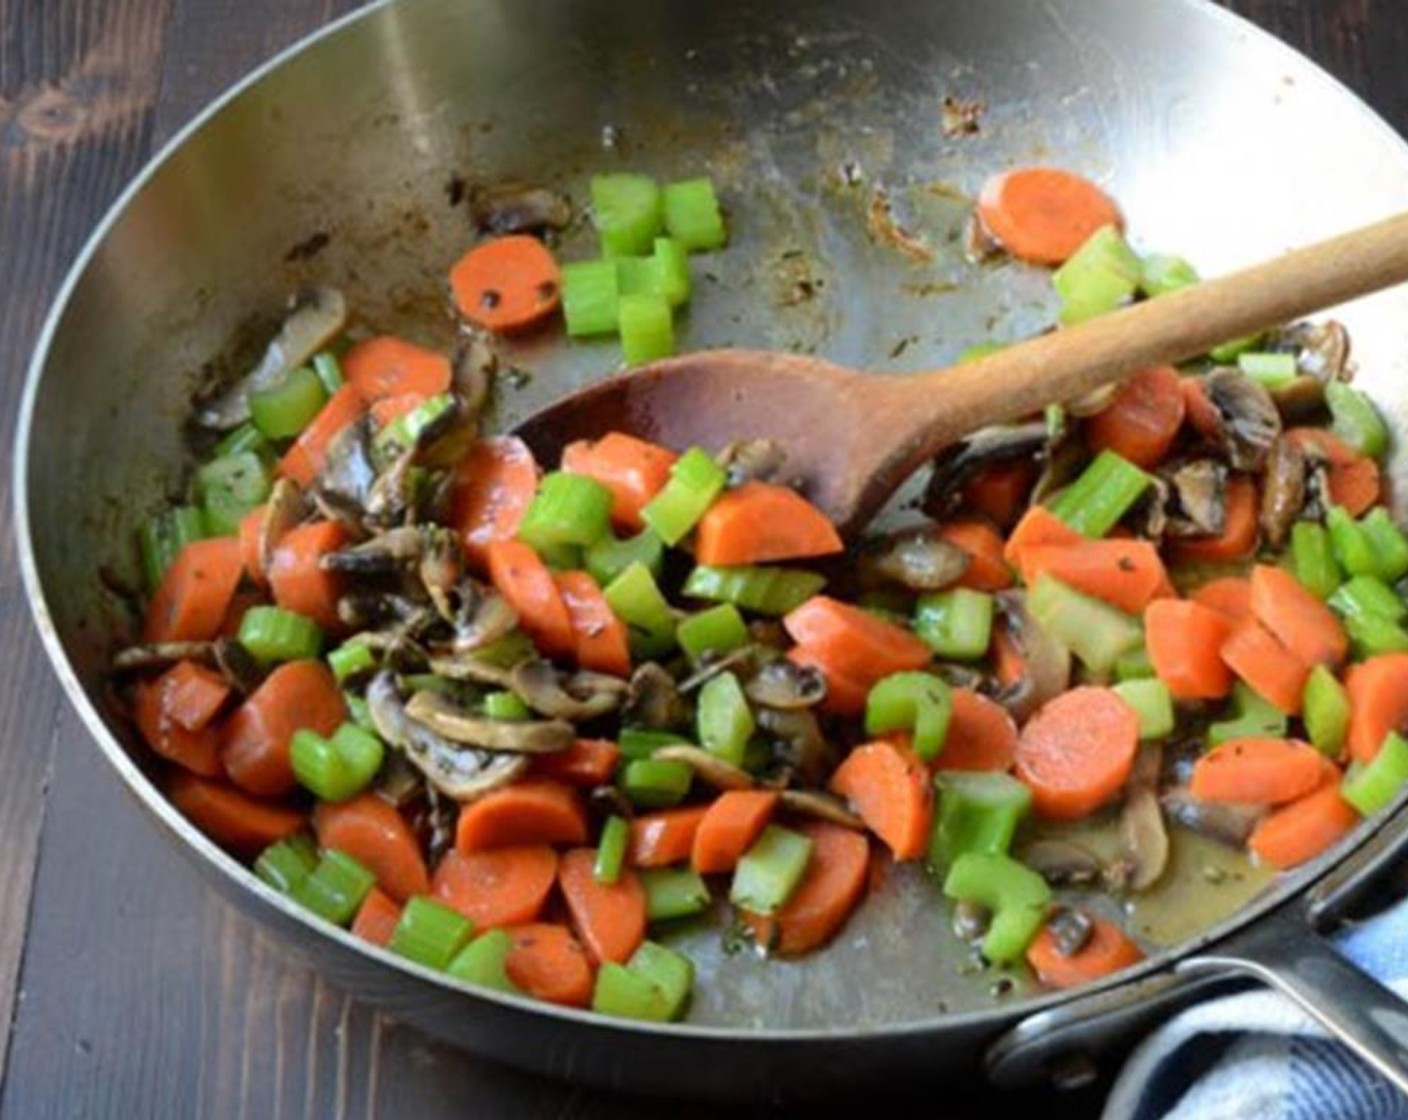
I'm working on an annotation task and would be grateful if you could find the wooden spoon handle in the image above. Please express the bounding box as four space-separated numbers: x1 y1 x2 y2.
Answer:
874 208 1408 460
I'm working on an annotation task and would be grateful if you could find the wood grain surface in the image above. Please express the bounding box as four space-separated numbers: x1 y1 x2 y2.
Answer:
0 1 1402 1117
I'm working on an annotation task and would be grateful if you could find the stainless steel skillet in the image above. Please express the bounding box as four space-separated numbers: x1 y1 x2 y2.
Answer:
16 0 1408 1100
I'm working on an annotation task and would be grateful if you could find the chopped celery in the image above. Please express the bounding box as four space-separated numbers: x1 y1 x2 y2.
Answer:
913 589 993 661
518 472 615 552
620 758 692 807
249 366 327 440
562 258 621 336
626 941 693 1018
327 638 376 684
1325 382 1389 459
388 896 474 971
928 771 1032 875
1359 509 1408 582
1140 252 1199 297
1237 351 1298 388
137 506 206 592
676 603 750 662
254 834 318 894
595 815 630 885
602 561 677 658
593 963 674 1021
1047 450 1151 538
1327 507 1378 577
942 852 1051 965
373 392 454 457
447 929 519 993
697 671 755 766
617 238 691 308
291 849 376 926
865 672 952 761
586 529 665 586
238 605 323 665
482 691 530 721
1329 575 1407 623
312 351 345 394
1342 732 1408 816
617 728 691 761
640 867 711 921
682 564 826 615
641 448 726 545
662 178 726 252
619 291 675 365
729 825 812 916
1053 225 1141 325
1303 666 1351 759
1208 333 1263 363
1114 644 1156 682
1208 681 1287 747
592 173 664 257
196 451 271 537
1290 521 1341 600
1345 612 1408 659
290 723 385 802
1111 678 1174 740
1028 573 1143 676
213 421 273 463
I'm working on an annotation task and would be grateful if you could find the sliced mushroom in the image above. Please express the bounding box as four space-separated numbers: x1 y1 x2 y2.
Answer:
777 788 864 829
1017 838 1104 886
678 646 759 693
991 591 1070 724
417 529 464 619
197 287 348 429
364 444 418 530
1269 376 1327 424
758 707 836 787
322 526 425 576
413 396 480 472
260 478 306 575
429 651 515 688
923 421 1048 520
861 531 969 592
1162 786 1267 848
1268 319 1350 383
438 579 518 653
744 659 827 710
509 659 627 721
1122 786 1169 892
337 591 433 634
112 640 219 674
405 689 575 753
717 438 788 486
470 182 572 237
653 745 755 791
366 670 526 799
452 331 496 418
622 663 690 730
1162 459 1228 539
1204 369 1281 471
1044 907 1095 957
1260 436 1307 550
314 418 378 525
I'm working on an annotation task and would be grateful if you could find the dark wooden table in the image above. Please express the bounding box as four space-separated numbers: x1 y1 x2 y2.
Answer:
2 2 1406 1116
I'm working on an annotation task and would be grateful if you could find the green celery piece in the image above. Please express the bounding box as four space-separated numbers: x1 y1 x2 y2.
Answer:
290 723 385 802
913 589 993 661
1114 644 1156 682
681 565 826 615
1053 225 1142 325
620 758 693 807
593 963 674 1021
518 472 615 552
1139 252 1199 297
1047 450 1151 538
595 816 630 885
927 771 1032 876
137 506 207 592
1341 732 1408 816
312 351 345 394
586 529 665 587
291 849 376 926
619 291 675 366
238 604 323 665
1327 506 1378 577
328 638 376 684
1290 521 1341 600
662 178 726 252
729 825 812 915
1325 382 1389 459
676 603 750 662
213 421 273 463
592 173 664 257
1328 575 1407 623
373 393 455 459
1028 573 1143 676
616 238 692 308
617 728 691 761
639 867 711 921
865 671 952 761
641 448 726 545
1237 351 1298 389
1359 509 1408 582
343 693 374 731
1208 681 1287 747
561 259 621 336
696 671 755 766
254 834 319 894
447 929 520 993
249 366 328 440
1208 333 1263 363
942 851 1051 965
1345 612 1408 659
1111 678 1174 740
626 941 694 1019
602 561 677 658
482 690 530 721
196 450 272 537
388 896 474 971
1303 665 1351 759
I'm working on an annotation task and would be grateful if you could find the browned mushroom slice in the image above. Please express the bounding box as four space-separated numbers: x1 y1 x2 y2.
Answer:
1161 786 1267 848
111 640 219 674
622 663 690 730
405 689 575 754
1204 369 1282 471
366 670 526 799
1269 318 1350 383
1259 436 1308 550
758 707 836 787
653 745 755 791
452 330 497 418
260 478 307 575
435 579 518 653
1122 785 1170 892
744 659 827 710
470 183 572 237
509 659 627 721
313 417 378 526
861 531 970 592
429 651 515 688
717 438 788 486
322 526 425 576
777 788 864 829
1162 459 1228 539
1269 376 1327 424
1018 838 1104 886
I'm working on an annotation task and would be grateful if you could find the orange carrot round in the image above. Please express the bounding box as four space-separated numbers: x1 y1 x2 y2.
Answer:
786 644 874 718
554 570 632 678
485 540 576 660
1004 505 1084 577
976 167 1123 265
937 520 1014 592
1145 599 1234 700
1249 564 1347 669
1248 783 1359 870
1169 476 1259 564
143 537 244 643
503 923 594 1007
742 822 869 956
960 460 1036 530
1026 913 1144 989
1084 366 1185 469
561 433 678 532
279 382 366 487
694 482 844 567
313 793 430 902
455 780 588 853
783 596 932 682
449 235 562 335
133 675 224 778
1191 577 1253 624
1344 653 1408 763
528 738 621 788
431 845 558 929
168 773 305 855
829 740 933 860
558 848 647 965
629 806 710 868
1023 539 1169 615
1015 687 1138 820
1190 737 1327 805
342 335 452 402
267 520 349 633
934 688 1020 772
221 660 347 797
451 436 540 570
1219 618 1309 716
156 660 233 732
691 791 780 874
351 887 403 948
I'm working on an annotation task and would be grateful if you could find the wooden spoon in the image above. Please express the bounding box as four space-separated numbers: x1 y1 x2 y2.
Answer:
517 212 1408 538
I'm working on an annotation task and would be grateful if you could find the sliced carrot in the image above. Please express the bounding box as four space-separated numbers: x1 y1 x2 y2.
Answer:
937 520 1014 592
450 235 562 335
267 520 349 633
629 806 711 868
693 482 843 567
1249 564 1347 670
554 570 632 677
558 848 647 965
238 504 269 586
786 644 872 718
934 688 1020 772
741 822 869 956
452 436 541 570
485 540 575 660
829 740 933 860
1026 913 1144 989
1015 687 1139 820
455 780 588 853
1190 737 1326 805
1085 366 1186 469
1145 599 1234 701
960 460 1036 530
221 660 347 797
1181 377 1221 440
279 382 366 487
168 772 305 855
691 791 779 874
313 793 429 902
1286 427 1381 516
1021 539 1170 614
504 923 594 1007
1004 506 1084 575
1169 476 1259 564
528 738 621 787
976 167 1123 266
1191 576 1252 624
431 846 558 929
369 390 428 430
143 537 244 644
783 596 932 684
351 888 403 948
1344 653 1408 763
157 660 233 731
1248 783 1359 870
342 335 452 402
561 432 679 532
1219 618 1309 716
133 676 223 778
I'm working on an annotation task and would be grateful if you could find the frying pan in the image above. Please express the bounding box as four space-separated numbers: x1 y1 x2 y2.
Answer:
17 0 1408 1101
